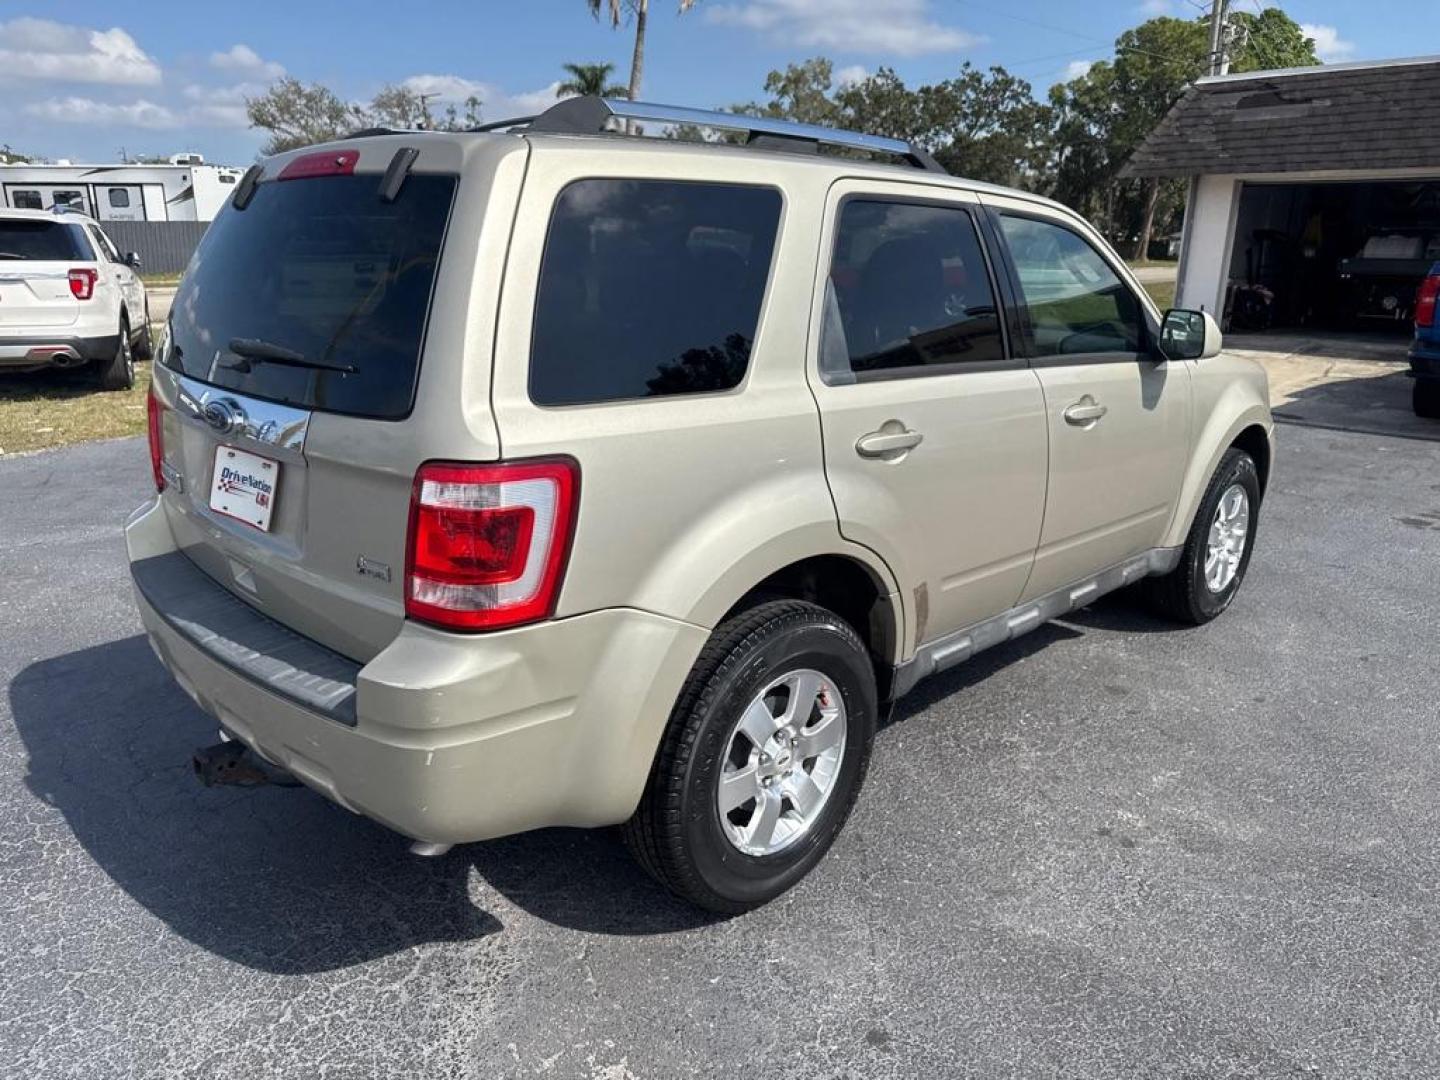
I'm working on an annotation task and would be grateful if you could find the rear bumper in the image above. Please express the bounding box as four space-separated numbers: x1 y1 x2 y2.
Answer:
0 332 119 371
125 496 708 844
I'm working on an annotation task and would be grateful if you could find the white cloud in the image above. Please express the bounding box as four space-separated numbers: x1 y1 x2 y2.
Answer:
1138 0 1171 15
705 0 978 57
0 17 160 85
835 64 869 87
180 82 264 128
25 88 255 131
1064 59 1096 80
401 74 566 120
209 43 284 79
1300 23 1355 62
24 96 179 129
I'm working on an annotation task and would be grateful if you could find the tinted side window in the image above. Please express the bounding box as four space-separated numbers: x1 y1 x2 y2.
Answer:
998 215 1142 357
530 179 781 406
822 200 1003 381
108 189 131 208
13 190 42 210
88 226 120 262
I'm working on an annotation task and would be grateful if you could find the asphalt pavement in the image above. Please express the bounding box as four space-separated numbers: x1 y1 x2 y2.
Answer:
2 425 1438 1079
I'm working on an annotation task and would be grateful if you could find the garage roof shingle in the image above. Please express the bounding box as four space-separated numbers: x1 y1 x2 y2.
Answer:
1123 57 1440 179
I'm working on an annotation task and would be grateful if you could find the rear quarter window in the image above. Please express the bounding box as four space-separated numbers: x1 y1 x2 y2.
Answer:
529 179 782 406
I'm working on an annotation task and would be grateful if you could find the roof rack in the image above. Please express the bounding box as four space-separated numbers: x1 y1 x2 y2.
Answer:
481 97 945 174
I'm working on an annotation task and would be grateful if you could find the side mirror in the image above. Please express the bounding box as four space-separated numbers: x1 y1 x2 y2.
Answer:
1159 308 1222 361
123 252 142 270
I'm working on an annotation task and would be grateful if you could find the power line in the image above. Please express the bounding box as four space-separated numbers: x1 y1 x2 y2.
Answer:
946 1 1195 65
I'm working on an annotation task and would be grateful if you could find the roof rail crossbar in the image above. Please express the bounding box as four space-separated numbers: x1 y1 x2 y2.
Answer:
519 97 946 173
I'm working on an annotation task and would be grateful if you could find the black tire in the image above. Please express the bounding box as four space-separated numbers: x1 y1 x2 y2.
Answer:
623 599 877 913
1142 447 1261 625
1415 380 1440 420
96 315 136 391
133 309 154 362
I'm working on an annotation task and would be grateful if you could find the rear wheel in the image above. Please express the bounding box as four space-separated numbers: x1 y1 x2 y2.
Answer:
96 316 135 391
1142 447 1261 625
1415 379 1440 420
133 307 154 362
623 600 876 913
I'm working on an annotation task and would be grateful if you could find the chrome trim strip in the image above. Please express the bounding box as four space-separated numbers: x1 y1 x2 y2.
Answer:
172 372 310 457
0 271 67 282
891 547 1183 700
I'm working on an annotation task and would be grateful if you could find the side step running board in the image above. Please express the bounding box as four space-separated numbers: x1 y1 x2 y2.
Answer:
892 547 1181 699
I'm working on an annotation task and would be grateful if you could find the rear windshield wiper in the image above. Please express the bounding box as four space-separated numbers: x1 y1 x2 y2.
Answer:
224 338 358 374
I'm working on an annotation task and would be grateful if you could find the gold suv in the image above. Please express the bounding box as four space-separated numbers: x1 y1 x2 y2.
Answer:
128 98 1272 911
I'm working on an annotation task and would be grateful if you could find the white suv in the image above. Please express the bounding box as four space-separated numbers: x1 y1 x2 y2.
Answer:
0 208 150 390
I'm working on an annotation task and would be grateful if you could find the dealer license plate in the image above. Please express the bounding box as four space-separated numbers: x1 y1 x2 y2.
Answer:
209 445 279 531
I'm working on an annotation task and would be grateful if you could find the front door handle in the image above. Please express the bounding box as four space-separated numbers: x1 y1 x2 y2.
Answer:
856 426 924 458
1063 396 1108 426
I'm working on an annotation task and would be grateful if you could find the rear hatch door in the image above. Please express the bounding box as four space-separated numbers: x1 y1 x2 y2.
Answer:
153 139 515 660
0 218 89 330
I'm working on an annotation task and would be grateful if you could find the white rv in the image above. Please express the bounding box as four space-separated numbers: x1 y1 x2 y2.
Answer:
0 158 245 222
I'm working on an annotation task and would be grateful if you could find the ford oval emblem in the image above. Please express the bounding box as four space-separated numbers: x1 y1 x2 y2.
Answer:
202 400 238 434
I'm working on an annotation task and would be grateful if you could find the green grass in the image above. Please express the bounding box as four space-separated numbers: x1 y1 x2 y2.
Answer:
1143 281 1177 310
140 273 182 288
0 363 151 455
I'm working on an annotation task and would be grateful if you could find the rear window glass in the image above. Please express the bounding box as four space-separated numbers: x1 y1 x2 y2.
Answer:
530 179 781 406
0 220 89 260
164 173 455 419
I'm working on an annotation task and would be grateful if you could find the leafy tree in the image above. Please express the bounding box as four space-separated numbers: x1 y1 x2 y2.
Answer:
738 58 1051 189
246 77 363 155
247 78 483 155
587 0 698 104
1051 9 1320 256
557 62 629 98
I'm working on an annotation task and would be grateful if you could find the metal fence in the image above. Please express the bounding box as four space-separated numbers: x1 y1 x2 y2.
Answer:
100 221 209 276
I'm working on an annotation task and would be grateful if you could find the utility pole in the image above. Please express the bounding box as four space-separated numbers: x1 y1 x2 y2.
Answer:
1208 0 1232 76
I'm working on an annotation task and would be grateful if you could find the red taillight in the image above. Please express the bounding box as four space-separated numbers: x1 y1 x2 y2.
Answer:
68 268 97 300
146 387 166 493
1417 274 1440 328
405 459 579 631
277 148 359 181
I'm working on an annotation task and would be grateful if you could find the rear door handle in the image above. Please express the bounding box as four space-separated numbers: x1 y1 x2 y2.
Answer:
1063 396 1108 426
856 427 924 458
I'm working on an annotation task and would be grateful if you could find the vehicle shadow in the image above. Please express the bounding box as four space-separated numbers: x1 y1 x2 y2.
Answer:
8 635 715 974
11 595 1164 967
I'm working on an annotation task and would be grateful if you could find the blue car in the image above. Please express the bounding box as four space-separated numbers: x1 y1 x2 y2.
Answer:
1414 262 1440 419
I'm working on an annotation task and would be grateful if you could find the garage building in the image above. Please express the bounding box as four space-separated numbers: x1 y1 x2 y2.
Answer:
1127 56 1440 333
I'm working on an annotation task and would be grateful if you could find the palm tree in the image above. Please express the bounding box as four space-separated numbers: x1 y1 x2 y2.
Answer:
557 62 629 99
586 0 698 104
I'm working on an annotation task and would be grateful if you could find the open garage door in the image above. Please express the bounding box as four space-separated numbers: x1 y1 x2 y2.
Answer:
1226 179 1440 332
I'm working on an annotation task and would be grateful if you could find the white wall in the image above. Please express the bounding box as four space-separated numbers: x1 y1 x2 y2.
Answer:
1176 173 1239 316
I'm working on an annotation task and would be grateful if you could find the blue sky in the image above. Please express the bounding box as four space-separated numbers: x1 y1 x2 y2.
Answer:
0 0 1400 165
